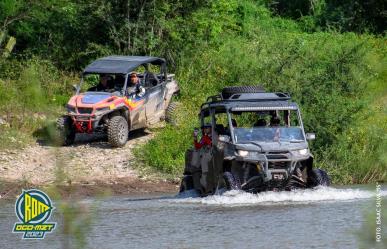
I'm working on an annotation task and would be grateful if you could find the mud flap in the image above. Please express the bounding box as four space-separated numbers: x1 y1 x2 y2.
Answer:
302 157 315 187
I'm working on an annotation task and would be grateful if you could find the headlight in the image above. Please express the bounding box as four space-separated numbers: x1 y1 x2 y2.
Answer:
66 104 76 113
238 150 249 157
237 150 261 157
294 149 308 156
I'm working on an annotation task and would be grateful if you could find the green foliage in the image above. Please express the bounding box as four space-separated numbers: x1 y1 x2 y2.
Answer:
319 51 387 183
0 0 385 183
0 0 25 22
138 125 193 174
265 0 386 34
0 57 77 149
0 58 76 112
137 2 386 183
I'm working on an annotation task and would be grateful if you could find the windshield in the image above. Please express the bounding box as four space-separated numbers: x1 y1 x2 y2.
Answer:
230 109 305 143
234 127 304 143
79 73 127 94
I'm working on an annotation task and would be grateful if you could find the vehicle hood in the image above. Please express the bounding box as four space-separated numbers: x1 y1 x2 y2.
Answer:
68 93 114 106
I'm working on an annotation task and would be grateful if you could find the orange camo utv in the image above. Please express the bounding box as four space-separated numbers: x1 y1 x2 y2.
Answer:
57 56 180 147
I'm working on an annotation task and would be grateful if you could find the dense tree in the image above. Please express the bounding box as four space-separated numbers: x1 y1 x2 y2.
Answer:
265 0 386 33
0 0 385 183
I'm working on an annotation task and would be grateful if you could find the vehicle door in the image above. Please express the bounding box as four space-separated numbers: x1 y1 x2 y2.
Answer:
199 109 225 194
126 75 146 130
144 69 165 124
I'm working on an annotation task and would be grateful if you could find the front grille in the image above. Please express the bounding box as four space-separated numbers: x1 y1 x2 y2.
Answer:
267 151 289 160
267 154 288 160
268 161 288 169
267 151 288 155
77 107 93 114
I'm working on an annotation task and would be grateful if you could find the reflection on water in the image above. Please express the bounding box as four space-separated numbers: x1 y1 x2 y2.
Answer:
0 185 385 249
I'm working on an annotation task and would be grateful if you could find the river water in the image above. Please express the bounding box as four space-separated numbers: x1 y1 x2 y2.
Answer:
0 185 386 249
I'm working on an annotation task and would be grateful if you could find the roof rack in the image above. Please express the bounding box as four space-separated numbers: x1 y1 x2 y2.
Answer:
83 56 166 74
227 92 290 100
200 92 292 110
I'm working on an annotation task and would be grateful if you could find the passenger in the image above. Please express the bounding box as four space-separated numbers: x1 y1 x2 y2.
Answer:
270 116 281 127
193 124 212 149
254 118 267 127
89 74 111 91
128 72 145 98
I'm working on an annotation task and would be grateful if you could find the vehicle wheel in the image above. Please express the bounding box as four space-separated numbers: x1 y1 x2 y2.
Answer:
179 175 194 192
223 172 241 190
165 101 181 126
312 169 330 186
221 86 265 99
107 116 128 147
56 116 75 146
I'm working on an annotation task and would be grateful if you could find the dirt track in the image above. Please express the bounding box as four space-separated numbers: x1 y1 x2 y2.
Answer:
0 129 178 198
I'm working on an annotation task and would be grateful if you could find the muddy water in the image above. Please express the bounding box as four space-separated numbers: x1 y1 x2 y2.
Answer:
0 185 386 249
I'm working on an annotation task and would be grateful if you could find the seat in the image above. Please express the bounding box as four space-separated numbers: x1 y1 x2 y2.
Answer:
145 72 160 87
215 124 226 135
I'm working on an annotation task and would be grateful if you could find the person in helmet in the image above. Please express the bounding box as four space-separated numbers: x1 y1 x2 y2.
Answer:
193 124 212 149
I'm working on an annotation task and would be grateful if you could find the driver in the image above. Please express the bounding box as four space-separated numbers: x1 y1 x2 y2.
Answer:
128 72 145 98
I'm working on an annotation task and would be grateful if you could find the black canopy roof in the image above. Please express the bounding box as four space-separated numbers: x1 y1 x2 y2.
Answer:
83 56 166 74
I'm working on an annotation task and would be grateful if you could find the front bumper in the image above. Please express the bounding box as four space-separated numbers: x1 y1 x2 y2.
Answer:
69 114 101 133
234 152 309 182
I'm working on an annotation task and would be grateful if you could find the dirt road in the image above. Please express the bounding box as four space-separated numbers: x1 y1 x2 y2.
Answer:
0 129 178 198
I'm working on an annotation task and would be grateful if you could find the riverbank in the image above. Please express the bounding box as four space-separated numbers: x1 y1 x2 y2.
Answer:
0 129 179 201
0 178 179 201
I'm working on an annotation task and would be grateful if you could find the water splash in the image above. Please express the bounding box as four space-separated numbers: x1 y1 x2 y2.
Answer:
172 186 387 206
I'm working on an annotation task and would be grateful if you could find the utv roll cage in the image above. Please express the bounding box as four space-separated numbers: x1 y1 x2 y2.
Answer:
201 92 292 109
198 91 307 145
83 56 167 76
77 56 168 95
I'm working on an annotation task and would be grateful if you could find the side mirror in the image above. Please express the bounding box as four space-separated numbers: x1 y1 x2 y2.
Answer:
306 133 316 140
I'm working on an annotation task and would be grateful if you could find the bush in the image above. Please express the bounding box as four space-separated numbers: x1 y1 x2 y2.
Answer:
139 6 386 182
0 57 77 149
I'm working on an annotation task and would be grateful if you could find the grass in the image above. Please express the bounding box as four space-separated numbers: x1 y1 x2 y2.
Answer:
0 58 77 150
137 22 387 184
